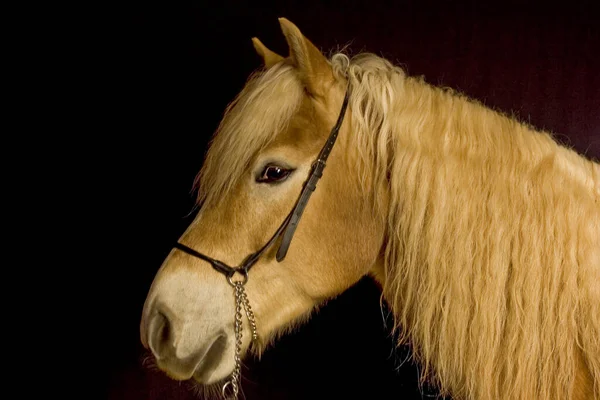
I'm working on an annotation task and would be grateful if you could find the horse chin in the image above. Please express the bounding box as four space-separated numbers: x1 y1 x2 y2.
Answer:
150 334 234 386
191 335 234 385
188 377 230 400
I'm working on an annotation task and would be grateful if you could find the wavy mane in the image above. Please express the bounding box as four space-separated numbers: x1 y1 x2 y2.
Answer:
331 53 600 399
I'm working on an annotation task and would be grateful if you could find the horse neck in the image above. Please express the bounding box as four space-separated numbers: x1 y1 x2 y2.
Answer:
354 70 600 399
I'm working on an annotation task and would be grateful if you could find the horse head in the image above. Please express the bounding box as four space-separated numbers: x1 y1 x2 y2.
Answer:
140 18 385 390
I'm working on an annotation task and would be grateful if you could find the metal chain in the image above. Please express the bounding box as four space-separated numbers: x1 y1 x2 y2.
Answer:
239 284 258 342
222 279 258 400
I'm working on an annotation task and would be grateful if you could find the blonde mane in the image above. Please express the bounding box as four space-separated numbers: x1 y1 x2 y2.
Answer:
331 53 600 399
195 62 303 209
196 51 599 399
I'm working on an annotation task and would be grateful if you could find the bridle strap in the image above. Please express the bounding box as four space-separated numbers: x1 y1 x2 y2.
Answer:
174 85 350 275
173 243 235 276
173 213 291 277
275 88 350 261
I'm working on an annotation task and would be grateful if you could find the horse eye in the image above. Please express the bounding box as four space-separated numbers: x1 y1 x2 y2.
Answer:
256 165 293 184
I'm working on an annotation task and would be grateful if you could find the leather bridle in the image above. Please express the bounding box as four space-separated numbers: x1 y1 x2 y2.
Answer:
174 86 350 281
171 86 350 399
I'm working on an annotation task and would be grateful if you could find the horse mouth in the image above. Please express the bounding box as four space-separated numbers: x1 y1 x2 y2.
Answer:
192 334 228 382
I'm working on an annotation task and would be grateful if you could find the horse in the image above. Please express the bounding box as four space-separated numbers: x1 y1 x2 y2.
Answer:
140 18 600 399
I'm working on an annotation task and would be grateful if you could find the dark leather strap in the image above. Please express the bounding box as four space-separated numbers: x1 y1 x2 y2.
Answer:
174 242 236 276
275 88 350 261
174 213 291 276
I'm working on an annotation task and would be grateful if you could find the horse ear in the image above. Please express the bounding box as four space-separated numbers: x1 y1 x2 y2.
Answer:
278 17 334 97
251 37 284 68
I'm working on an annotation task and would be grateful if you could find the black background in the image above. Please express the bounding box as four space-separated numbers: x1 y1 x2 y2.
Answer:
97 1 599 399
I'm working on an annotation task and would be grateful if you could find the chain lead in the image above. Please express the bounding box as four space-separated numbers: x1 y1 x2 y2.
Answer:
222 279 258 400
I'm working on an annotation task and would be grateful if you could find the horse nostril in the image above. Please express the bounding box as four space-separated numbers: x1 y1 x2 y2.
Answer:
148 310 173 360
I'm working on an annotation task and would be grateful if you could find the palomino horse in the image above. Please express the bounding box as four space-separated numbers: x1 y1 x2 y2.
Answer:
140 18 600 399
